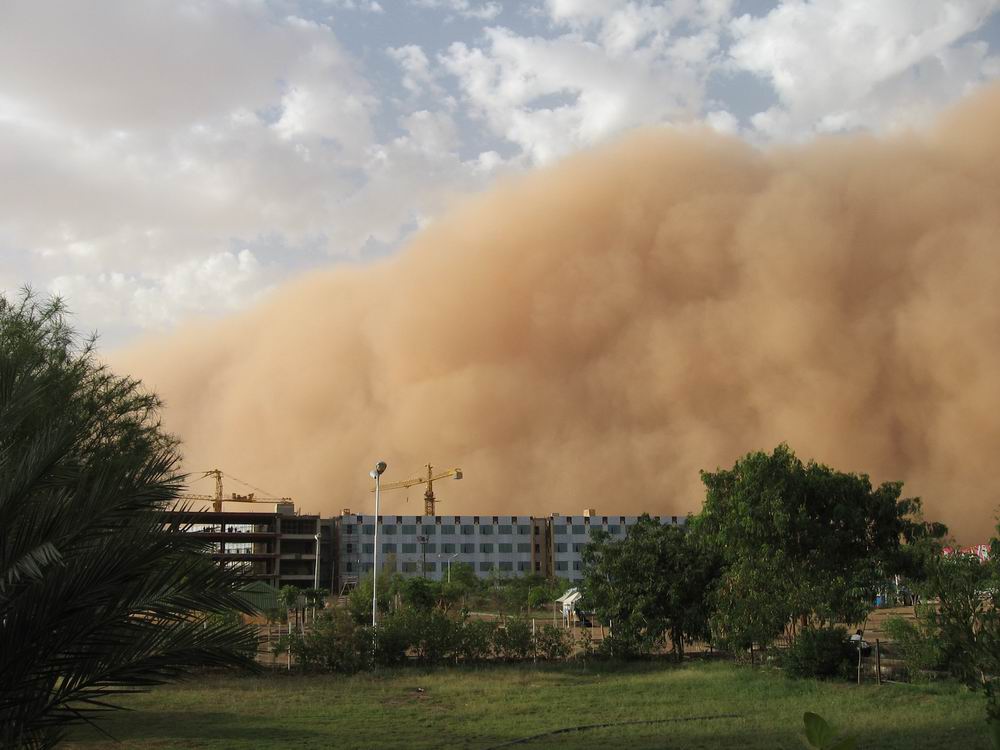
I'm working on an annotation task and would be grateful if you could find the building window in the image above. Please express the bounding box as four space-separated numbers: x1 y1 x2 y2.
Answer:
479 525 493 536
573 561 582 571
402 524 417 535
534 543 540 553
346 562 354 572
534 561 540 571
441 543 456 553
480 543 493 553
461 525 475 535
382 543 397 553
362 543 374 553
344 524 355 535
572 543 585 553
572 524 586 534
440 524 456 535
517 543 531 553
517 525 531 534
362 524 375 535
461 543 475 554
533 526 540 534
402 543 417 554
499 561 513 571
555 561 568 571
553 526 567 536
518 561 530 571
607 525 621 535
424 543 437 554
480 562 494 571
422 525 436 535
555 543 567 553
423 562 436 572
498 524 512 535
382 525 397 535
345 543 353 553
402 562 418 572
498 543 512 553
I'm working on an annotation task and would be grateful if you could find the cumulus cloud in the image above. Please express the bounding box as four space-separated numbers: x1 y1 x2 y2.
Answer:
729 0 1000 138
2 0 999 344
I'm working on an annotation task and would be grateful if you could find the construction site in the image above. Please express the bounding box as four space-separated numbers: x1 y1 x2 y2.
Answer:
168 466 685 594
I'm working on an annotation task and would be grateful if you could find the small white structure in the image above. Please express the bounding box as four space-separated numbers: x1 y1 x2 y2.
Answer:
556 587 583 626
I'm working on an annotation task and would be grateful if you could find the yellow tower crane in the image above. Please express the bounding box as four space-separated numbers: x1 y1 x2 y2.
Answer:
179 468 289 512
371 464 463 516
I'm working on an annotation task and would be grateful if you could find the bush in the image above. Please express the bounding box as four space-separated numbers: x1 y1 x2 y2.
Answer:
535 625 571 660
399 608 457 665
493 617 534 661
784 626 855 679
884 615 944 680
457 619 496 662
286 608 371 674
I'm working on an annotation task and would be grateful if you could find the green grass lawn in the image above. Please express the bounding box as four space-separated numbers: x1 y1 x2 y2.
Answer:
64 660 991 749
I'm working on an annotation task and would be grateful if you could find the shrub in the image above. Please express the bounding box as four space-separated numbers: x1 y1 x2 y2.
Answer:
535 625 571 660
493 617 534 661
402 608 457 665
293 608 372 674
457 619 496 662
784 626 855 679
884 615 944 680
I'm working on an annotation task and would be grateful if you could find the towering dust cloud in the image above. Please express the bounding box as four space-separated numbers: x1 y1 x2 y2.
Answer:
122 86 1000 542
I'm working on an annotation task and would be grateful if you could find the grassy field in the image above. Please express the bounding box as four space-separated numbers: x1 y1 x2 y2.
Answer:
65 660 991 749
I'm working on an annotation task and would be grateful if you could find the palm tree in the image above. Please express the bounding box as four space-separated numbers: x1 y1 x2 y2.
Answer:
0 291 258 749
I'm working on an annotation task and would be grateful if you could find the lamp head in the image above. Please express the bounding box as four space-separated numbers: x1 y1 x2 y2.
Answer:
371 460 387 478
453 468 463 480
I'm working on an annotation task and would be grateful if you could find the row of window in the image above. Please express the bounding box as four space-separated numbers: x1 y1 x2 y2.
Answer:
346 542 536 555
552 543 588 553
554 561 583 571
343 524 537 536
344 560 538 573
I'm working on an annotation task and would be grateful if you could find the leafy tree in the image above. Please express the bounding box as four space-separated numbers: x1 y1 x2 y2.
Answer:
694 444 943 649
278 585 302 627
906 538 1000 739
582 516 719 659
0 291 257 748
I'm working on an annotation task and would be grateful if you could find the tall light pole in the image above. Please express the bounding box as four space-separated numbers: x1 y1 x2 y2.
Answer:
313 531 321 590
370 461 387 638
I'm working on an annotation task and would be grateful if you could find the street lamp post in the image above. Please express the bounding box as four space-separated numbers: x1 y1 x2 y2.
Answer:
370 461 387 647
448 552 459 583
313 532 321 590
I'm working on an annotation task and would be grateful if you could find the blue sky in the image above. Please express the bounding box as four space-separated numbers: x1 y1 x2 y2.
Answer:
2 0 998 345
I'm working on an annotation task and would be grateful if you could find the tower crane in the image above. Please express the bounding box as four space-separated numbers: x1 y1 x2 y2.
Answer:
371 464 463 516
178 468 289 512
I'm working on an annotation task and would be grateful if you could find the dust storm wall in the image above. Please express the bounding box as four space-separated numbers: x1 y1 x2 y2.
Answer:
120 86 1000 542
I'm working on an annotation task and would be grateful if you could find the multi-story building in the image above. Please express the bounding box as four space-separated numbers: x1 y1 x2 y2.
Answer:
168 506 333 591
333 509 685 592
175 504 686 593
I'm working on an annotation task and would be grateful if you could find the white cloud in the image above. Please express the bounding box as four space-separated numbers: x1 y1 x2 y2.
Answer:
2 0 999 344
440 6 725 164
729 0 1000 138
409 0 502 21
48 249 266 333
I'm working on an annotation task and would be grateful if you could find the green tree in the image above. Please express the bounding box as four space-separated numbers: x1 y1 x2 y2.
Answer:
582 516 719 659
278 585 302 628
695 444 942 649
907 540 1000 741
0 291 257 748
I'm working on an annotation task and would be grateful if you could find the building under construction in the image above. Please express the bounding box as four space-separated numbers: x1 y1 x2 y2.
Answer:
171 468 684 592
